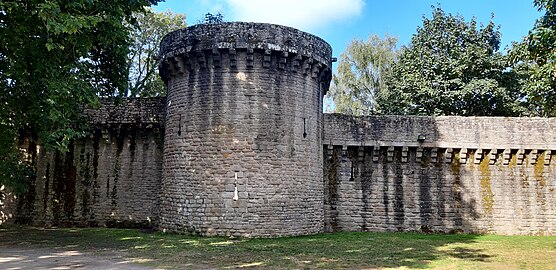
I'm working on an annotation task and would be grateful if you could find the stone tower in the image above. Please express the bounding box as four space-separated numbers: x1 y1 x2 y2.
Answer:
158 22 332 237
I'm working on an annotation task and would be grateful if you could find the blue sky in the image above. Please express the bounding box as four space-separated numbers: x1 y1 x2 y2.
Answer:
154 0 541 62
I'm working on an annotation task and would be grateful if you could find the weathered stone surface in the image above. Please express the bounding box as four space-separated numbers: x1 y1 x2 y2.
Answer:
324 114 556 235
159 22 332 84
83 98 166 126
5 23 556 237
12 99 165 228
158 22 331 237
324 114 556 149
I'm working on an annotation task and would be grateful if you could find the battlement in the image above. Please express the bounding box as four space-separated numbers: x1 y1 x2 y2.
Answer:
324 113 556 150
82 97 165 127
159 22 332 92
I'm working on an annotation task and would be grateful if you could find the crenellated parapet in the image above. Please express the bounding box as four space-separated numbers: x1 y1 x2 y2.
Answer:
324 145 556 167
82 97 165 127
159 22 333 93
324 113 556 160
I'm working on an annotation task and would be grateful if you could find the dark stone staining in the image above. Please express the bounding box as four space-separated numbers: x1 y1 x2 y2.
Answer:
381 153 390 225
129 131 136 164
325 146 340 232
211 56 224 116
360 147 374 231
7 97 165 228
435 159 446 221
63 141 77 223
421 148 431 166
111 129 126 211
198 66 211 132
141 130 150 188
50 141 77 225
393 148 405 229
43 163 50 214
15 133 38 224
451 150 463 228
419 166 432 232
328 145 481 234
91 129 101 223
52 151 63 224
79 139 91 223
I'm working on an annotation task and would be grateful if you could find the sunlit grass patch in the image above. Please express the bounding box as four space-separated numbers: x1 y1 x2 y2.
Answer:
223 261 266 269
177 239 199 245
1 225 555 269
209 240 238 246
120 236 143 241
133 244 149 250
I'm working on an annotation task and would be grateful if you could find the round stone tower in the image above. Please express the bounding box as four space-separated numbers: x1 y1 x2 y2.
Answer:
158 22 332 237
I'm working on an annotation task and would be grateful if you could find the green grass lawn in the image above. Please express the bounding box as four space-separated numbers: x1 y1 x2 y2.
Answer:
1 225 555 269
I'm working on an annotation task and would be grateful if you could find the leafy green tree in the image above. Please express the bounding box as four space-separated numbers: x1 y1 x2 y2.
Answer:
519 0 556 116
378 6 527 116
201 12 225 24
327 34 398 116
127 9 186 97
0 0 160 192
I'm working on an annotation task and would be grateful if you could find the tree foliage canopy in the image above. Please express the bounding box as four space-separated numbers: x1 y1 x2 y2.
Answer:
127 9 186 97
377 7 527 116
0 0 160 192
327 34 398 116
201 12 225 24
515 0 556 116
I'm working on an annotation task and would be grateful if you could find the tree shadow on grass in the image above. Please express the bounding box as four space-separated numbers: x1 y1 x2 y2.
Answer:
0 225 497 269
240 232 491 269
446 247 490 261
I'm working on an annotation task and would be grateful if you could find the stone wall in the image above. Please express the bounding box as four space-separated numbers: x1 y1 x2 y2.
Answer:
14 98 165 227
7 22 556 237
323 114 556 235
9 103 556 236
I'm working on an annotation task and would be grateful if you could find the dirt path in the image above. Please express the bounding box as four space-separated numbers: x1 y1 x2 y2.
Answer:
0 246 158 270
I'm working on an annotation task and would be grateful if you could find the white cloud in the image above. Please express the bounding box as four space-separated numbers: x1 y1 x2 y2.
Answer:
223 0 364 31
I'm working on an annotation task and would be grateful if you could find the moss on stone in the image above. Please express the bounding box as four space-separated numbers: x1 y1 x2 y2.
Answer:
534 152 546 188
479 153 493 215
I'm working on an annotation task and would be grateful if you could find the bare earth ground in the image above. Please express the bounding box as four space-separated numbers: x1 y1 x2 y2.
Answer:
0 246 157 270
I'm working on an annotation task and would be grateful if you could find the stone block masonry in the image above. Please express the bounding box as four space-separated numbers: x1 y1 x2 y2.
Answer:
324 114 556 235
6 23 556 236
158 22 332 237
13 98 165 227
